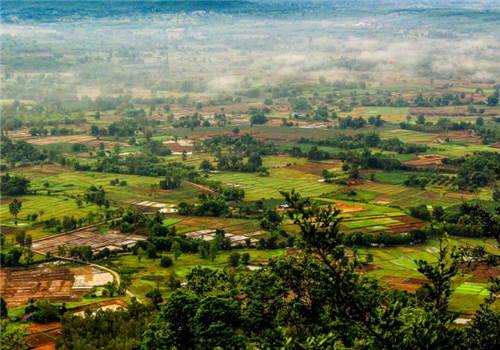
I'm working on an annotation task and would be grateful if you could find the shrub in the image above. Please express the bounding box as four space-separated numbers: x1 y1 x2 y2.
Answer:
160 256 173 268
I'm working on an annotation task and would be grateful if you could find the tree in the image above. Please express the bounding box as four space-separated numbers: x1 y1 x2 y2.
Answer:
146 244 158 259
209 241 218 262
433 205 445 222
15 230 26 249
113 143 121 156
182 149 187 161
24 234 33 265
416 114 426 125
1 320 28 350
145 289 163 310
171 241 181 260
487 89 499 106
28 300 60 324
160 256 173 268
1 296 7 319
137 247 144 263
82 246 93 262
9 199 22 220
76 199 83 208
199 159 215 172
476 116 484 126
167 268 180 291
227 252 240 268
57 245 68 258
241 252 251 265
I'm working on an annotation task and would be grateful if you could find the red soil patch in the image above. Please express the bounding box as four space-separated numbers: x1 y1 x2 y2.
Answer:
287 162 335 176
1 198 29 204
359 264 381 272
286 249 300 256
404 154 449 167
335 204 365 212
45 329 62 338
0 225 23 235
459 262 500 279
387 282 420 293
32 345 56 350
421 192 440 199
381 276 405 283
27 333 54 347
381 222 427 234
28 322 62 333
19 165 68 175
391 216 422 224
406 278 431 285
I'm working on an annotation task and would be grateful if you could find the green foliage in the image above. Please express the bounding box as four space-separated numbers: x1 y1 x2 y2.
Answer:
1 173 31 197
56 302 153 350
0 296 7 319
25 300 61 324
160 256 173 268
1 320 28 350
227 251 240 268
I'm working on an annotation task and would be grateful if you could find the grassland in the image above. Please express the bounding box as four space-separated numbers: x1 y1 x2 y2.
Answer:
101 249 287 299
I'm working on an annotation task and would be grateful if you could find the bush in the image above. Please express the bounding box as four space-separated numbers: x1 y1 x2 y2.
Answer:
160 256 173 268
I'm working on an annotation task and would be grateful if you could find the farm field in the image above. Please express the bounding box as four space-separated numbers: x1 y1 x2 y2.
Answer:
30 228 145 255
207 167 342 201
360 237 500 314
0 264 114 307
101 249 287 299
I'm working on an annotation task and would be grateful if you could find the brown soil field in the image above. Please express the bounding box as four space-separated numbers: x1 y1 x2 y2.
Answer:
20 164 69 175
404 154 449 167
165 142 194 152
387 216 421 224
459 263 500 279
27 333 55 347
359 264 381 273
1 198 29 204
31 230 145 254
28 322 62 333
381 276 406 283
387 282 420 293
0 225 24 236
421 192 440 199
335 204 366 212
1 267 77 307
287 162 340 175
406 278 431 285
381 222 427 234
28 135 95 145
32 344 56 350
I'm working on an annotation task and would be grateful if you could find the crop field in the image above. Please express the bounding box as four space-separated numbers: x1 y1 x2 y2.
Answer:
102 249 288 299
207 167 342 201
360 237 500 314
